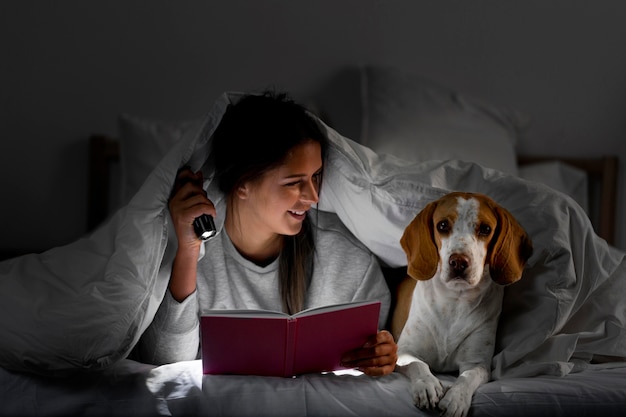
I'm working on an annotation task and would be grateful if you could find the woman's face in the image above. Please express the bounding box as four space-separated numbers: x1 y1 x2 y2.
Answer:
239 140 322 238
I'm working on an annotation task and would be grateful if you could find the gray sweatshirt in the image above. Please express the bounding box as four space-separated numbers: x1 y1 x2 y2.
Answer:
137 209 390 365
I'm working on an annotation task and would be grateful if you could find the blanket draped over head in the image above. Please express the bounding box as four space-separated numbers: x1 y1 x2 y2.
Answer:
1 92 625 378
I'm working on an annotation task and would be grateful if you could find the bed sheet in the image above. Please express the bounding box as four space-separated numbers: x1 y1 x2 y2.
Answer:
3 359 626 417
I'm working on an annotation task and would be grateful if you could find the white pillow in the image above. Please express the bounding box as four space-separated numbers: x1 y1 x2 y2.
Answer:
360 66 529 175
118 114 203 204
518 161 589 213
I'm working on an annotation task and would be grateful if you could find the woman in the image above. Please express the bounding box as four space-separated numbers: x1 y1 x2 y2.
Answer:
138 92 397 376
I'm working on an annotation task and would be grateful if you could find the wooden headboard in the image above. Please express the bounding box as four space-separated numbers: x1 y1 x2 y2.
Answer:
88 135 121 231
88 135 619 245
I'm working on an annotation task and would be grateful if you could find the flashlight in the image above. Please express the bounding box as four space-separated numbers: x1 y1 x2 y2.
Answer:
175 166 216 241
193 214 216 241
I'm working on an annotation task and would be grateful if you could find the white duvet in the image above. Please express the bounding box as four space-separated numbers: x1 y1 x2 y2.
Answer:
1 92 625 379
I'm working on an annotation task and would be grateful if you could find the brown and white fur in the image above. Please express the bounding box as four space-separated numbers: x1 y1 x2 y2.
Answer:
393 192 533 417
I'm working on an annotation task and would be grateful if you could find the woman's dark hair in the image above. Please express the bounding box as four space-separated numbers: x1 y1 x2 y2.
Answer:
211 91 329 314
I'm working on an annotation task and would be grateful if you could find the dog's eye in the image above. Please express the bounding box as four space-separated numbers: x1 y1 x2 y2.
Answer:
478 224 492 237
436 220 450 234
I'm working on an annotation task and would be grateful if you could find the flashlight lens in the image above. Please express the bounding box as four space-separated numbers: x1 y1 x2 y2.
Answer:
193 214 216 241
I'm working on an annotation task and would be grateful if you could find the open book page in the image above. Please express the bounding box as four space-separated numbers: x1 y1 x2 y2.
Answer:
201 300 380 319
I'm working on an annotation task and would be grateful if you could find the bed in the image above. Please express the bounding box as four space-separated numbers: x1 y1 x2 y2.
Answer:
1 66 625 417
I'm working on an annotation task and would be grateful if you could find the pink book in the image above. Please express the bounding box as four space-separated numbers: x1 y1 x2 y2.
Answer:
200 300 381 377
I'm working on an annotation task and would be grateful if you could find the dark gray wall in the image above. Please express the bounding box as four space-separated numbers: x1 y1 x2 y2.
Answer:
1 0 625 253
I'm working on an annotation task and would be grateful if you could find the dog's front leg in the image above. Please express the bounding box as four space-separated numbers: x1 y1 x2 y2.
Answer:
396 354 444 410
437 365 489 417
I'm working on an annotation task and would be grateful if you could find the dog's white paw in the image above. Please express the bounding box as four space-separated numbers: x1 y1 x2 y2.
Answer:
437 385 472 417
409 374 444 410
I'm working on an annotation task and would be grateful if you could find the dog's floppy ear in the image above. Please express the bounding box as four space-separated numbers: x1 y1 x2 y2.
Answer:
488 205 533 285
400 201 440 281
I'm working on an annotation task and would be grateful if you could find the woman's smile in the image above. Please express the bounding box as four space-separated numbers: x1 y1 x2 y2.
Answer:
288 209 307 221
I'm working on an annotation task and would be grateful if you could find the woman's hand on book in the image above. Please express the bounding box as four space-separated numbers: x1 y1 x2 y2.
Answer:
341 330 398 377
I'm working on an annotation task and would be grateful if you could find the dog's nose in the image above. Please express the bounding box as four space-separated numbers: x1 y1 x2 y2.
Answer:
449 254 470 275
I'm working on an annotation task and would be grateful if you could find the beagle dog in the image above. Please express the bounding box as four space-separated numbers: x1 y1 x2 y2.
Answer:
393 192 533 417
